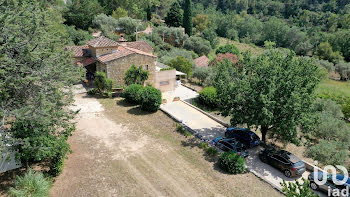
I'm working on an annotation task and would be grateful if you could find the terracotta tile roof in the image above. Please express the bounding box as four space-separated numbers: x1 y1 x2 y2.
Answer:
125 41 153 53
76 57 96 67
87 36 119 48
66 45 90 57
97 46 156 63
194 55 209 67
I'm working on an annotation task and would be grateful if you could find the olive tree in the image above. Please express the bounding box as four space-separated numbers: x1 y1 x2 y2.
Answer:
212 50 322 143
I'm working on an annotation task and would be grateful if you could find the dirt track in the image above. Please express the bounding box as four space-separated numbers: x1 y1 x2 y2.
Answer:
50 94 283 197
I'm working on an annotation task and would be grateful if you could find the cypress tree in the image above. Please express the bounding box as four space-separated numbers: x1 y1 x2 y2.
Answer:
165 1 183 27
146 5 152 21
183 0 193 36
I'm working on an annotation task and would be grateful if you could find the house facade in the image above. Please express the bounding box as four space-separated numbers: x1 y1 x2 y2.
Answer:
68 36 176 92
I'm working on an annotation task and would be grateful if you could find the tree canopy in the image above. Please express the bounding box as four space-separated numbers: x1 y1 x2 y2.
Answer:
212 50 322 143
165 1 183 27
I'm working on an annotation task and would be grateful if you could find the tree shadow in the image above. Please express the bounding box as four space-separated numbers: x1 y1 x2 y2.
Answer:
116 99 138 107
127 107 155 116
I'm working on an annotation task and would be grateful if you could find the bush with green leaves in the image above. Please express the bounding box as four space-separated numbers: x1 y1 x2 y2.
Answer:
124 65 149 86
65 25 93 45
218 152 246 174
305 140 348 166
138 86 162 112
201 28 219 49
183 36 211 56
215 44 240 56
153 26 188 47
8 169 51 197
206 147 218 156
281 178 318 197
49 156 64 177
116 17 146 35
94 71 114 97
169 56 193 77
335 62 350 81
192 67 211 85
199 87 218 108
122 84 144 104
92 14 119 40
158 48 196 66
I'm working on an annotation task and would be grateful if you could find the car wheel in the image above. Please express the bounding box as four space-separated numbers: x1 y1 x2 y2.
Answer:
310 181 318 190
260 156 267 163
284 170 292 178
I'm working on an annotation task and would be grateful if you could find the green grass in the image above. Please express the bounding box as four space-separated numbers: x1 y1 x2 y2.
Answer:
317 79 350 97
208 37 264 60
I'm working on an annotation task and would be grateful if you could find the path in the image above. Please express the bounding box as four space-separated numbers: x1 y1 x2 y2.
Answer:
161 100 326 197
50 92 282 197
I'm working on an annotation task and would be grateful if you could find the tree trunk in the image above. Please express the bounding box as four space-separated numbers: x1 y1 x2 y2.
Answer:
261 125 268 144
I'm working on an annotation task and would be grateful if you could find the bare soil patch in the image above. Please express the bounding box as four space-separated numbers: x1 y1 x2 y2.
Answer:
50 94 283 197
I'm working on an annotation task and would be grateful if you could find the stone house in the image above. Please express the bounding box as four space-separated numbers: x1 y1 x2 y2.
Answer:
67 36 177 92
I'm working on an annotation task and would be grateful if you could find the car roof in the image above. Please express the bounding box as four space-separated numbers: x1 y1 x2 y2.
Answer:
227 127 255 135
266 148 301 163
335 174 350 185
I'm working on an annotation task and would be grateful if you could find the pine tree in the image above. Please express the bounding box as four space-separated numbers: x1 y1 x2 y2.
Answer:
146 5 152 21
183 0 193 36
165 1 183 27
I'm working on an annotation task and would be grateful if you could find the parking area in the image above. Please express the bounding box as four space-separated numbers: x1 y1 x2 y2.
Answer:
161 99 326 197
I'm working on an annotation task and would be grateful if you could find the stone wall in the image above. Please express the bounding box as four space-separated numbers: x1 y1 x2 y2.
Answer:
89 46 119 58
104 53 156 86
154 69 176 92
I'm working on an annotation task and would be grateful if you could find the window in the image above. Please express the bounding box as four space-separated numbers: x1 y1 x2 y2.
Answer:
160 81 169 86
145 65 149 70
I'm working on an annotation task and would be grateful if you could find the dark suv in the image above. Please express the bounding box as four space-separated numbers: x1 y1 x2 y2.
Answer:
225 127 261 148
259 147 306 177
212 137 249 157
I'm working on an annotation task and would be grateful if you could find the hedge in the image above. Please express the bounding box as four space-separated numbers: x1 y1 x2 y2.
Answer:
138 86 162 112
218 152 246 174
199 86 218 108
122 84 143 104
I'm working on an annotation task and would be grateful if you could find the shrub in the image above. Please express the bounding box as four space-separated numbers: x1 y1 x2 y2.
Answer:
218 152 246 174
138 86 162 112
122 84 144 104
192 67 211 85
206 147 218 156
94 71 114 95
199 142 209 149
184 36 211 56
87 88 98 95
199 87 218 108
169 56 193 77
124 65 149 86
216 44 240 56
305 140 348 166
281 178 318 197
8 169 51 197
176 124 192 137
49 156 64 177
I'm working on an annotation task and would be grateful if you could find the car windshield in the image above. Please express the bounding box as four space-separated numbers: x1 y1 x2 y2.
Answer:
250 134 259 140
293 161 304 167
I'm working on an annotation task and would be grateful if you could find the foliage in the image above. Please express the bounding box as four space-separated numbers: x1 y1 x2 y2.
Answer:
158 48 196 65
0 0 82 167
117 17 145 35
192 67 211 84
335 62 350 81
65 25 93 45
264 41 276 49
316 42 343 64
112 7 128 20
94 71 114 96
138 86 162 112
8 169 51 197
218 152 246 174
199 142 209 149
193 14 210 33
305 140 348 166
63 0 103 30
165 1 183 27
201 28 219 48
206 147 218 156
87 88 98 96
49 156 64 176
122 84 144 104
176 124 192 137
92 14 120 40
153 26 188 47
169 56 193 77
212 50 322 143
216 44 240 56
281 178 319 197
183 0 193 36
124 65 149 86
146 5 152 21
199 87 218 108
184 36 211 55
317 86 350 119
210 53 239 66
